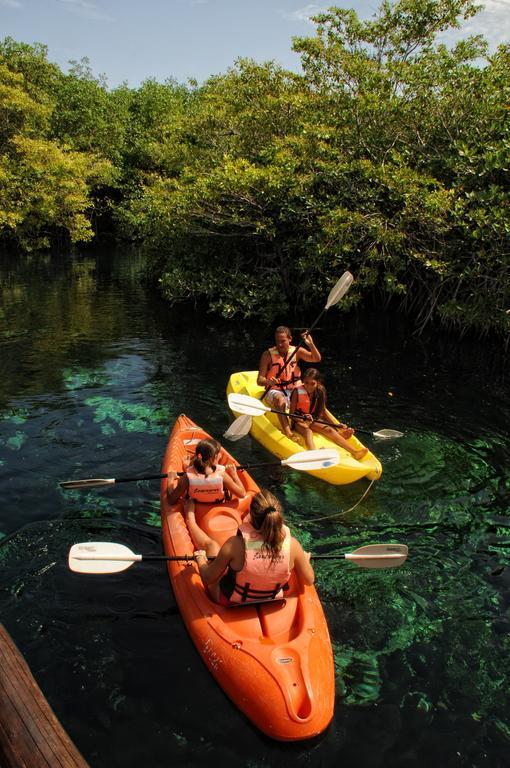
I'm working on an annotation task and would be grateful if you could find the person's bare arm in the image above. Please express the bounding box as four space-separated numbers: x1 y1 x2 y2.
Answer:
297 332 321 364
224 464 246 498
257 350 279 387
195 536 239 585
291 538 315 585
166 473 188 504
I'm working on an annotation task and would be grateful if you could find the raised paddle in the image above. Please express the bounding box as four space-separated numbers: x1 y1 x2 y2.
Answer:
69 541 408 574
59 448 340 490
224 271 354 441
226 392 404 441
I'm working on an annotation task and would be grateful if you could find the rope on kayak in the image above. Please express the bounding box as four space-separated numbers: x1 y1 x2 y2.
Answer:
311 478 377 523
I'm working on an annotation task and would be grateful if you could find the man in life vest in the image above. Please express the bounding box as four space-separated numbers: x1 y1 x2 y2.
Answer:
257 326 321 441
193 489 314 606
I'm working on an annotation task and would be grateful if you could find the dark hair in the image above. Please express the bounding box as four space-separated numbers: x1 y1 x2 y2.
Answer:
275 325 291 338
193 438 221 475
250 489 285 562
302 367 326 417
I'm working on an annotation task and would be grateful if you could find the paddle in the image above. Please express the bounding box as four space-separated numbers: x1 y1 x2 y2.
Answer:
69 541 408 574
226 393 403 441
59 448 340 490
224 271 354 441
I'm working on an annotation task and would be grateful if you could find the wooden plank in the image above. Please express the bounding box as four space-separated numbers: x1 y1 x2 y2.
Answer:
0 624 89 768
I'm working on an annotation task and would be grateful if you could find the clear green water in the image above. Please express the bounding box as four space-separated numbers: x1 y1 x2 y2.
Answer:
0 248 509 767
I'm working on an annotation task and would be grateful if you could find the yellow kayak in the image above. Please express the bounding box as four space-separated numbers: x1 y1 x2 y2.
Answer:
227 371 382 486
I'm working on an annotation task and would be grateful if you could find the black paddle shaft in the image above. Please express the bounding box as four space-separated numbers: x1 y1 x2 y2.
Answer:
118 463 279 483
115 473 166 483
138 552 361 562
115 461 288 484
142 554 213 562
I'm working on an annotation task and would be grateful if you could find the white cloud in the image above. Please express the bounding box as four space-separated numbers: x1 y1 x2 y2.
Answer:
56 0 113 22
459 0 510 50
280 4 327 24
283 1 509 51
436 0 510 52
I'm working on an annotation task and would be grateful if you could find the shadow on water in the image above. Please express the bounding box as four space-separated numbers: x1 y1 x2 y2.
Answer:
0 247 509 767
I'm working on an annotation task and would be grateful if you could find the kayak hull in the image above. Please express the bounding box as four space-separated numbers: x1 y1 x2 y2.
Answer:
227 371 382 485
160 414 335 740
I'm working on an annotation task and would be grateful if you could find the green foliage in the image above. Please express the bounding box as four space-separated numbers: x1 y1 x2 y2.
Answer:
1 0 509 335
0 39 115 249
115 1 509 334
50 58 129 163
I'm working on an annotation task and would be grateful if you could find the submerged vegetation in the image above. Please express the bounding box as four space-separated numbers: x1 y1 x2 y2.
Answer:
0 0 509 335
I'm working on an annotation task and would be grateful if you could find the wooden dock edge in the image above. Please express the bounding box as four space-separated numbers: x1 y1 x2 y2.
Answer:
0 623 89 768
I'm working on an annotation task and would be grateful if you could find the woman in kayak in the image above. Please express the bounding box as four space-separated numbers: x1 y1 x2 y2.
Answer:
166 438 245 546
192 489 315 605
289 368 368 461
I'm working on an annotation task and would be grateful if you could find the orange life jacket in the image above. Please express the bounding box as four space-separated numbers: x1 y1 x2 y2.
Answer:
294 386 311 415
267 346 301 390
230 522 292 603
186 464 225 503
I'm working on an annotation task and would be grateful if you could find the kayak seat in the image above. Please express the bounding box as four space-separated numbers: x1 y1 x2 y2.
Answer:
197 505 242 546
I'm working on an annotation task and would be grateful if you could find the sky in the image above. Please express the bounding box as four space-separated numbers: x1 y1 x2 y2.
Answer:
1 0 509 88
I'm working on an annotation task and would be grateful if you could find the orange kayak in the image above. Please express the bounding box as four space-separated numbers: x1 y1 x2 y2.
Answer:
160 414 335 741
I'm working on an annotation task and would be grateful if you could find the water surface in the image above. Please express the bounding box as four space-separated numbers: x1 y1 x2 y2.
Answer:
0 248 509 767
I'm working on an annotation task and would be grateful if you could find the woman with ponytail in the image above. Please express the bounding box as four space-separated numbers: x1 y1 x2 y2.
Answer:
290 368 367 461
167 438 245 549
193 489 315 605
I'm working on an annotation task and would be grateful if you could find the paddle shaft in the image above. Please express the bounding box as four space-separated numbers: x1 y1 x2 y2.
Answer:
300 418 371 437
260 274 351 398
258 401 375 437
117 461 290 482
267 406 348 432
283 413 377 438
62 459 311 489
227 393 402 440
114 473 166 484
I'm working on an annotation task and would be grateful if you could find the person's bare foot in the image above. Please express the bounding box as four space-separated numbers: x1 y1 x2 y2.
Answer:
353 447 368 461
341 427 354 439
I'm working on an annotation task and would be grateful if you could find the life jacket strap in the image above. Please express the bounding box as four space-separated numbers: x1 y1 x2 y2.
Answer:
277 372 300 388
233 581 288 602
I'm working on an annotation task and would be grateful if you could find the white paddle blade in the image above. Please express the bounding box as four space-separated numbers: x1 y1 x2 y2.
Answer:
372 429 404 439
223 414 253 441
282 448 339 471
227 392 269 416
353 544 408 556
347 543 408 569
69 542 141 574
60 478 116 490
346 553 407 569
325 271 354 309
